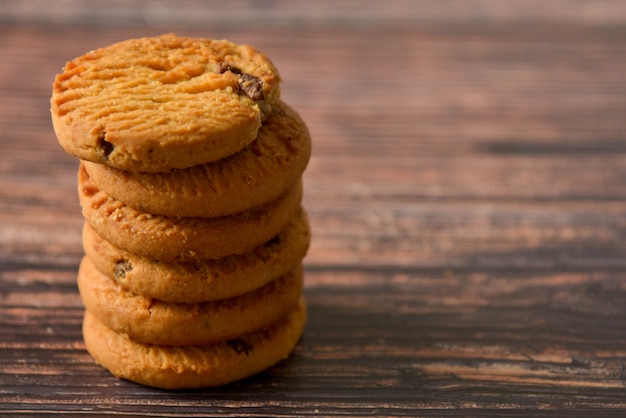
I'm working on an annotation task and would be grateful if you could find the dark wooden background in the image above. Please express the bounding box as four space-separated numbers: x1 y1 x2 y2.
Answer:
2 0 626 416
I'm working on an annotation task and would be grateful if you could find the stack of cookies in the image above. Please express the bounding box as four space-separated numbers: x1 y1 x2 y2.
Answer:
50 34 311 389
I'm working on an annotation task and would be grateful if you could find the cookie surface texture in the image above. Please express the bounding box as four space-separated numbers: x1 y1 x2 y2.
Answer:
51 33 281 172
82 298 307 389
78 256 303 346
83 100 311 217
78 163 303 261
82 208 310 303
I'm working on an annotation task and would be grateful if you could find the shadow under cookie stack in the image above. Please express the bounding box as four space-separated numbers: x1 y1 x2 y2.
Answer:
50 34 311 389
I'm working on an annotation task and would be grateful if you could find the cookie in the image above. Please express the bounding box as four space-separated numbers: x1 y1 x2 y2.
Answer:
82 208 310 303
82 298 306 389
51 33 281 172
83 100 311 218
78 256 303 346
77 163 302 261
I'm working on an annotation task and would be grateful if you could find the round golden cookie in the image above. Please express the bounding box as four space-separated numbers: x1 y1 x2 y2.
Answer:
77 163 302 262
78 256 303 346
82 209 310 303
82 298 306 389
51 33 281 172
83 100 311 218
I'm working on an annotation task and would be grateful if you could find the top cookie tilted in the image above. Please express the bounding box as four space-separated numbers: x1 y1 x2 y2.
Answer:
51 34 281 172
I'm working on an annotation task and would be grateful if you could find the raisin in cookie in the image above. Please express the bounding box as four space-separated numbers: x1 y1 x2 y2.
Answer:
78 163 302 261
82 298 306 389
51 33 281 172
83 100 311 218
83 208 310 303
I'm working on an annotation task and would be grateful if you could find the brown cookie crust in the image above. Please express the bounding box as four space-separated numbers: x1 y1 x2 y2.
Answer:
78 163 302 261
83 100 311 218
82 298 306 389
51 34 281 172
82 208 310 303
78 256 303 346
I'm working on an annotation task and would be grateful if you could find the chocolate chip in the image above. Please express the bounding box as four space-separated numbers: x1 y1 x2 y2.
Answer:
238 73 264 101
114 260 133 280
226 338 253 356
96 131 113 158
217 62 242 75
266 234 281 246
216 63 264 101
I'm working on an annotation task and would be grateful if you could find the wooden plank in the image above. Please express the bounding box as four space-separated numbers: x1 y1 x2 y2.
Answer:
3 268 626 415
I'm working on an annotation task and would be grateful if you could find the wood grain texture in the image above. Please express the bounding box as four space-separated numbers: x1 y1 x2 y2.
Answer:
2 1 626 415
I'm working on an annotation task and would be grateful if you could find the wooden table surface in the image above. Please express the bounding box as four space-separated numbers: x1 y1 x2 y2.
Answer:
2 1 626 416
